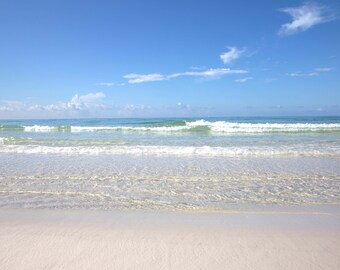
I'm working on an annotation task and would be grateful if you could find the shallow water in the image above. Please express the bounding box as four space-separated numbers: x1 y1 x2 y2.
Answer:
0 117 339 211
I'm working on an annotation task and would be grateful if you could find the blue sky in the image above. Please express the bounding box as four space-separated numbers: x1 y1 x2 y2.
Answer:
0 0 339 119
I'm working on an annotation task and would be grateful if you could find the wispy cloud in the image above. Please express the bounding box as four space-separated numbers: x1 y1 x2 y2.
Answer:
123 73 166 83
287 72 319 77
220 47 245 65
124 68 247 84
287 67 334 77
96 82 114 87
279 2 336 36
169 68 247 78
314 67 334 72
235 77 253 83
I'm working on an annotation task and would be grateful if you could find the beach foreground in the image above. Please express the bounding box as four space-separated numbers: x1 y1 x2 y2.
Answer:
0 208 339 270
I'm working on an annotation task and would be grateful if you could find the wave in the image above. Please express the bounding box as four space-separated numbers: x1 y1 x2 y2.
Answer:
1 120 340 133
0 144 338 158
185 120 340 133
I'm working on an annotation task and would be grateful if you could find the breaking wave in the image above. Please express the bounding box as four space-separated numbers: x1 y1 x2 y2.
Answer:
1 120 340 134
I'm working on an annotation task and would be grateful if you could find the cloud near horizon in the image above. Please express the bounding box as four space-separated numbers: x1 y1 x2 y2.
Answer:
0 93 164 119
124 68 247 84
279 2 336 36
0 92 106 116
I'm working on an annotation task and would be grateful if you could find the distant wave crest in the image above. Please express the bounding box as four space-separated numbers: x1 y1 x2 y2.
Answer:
1 120 340 133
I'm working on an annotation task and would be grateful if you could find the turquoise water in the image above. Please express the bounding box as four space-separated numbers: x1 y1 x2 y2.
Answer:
1 116 340 157
0 117 339 210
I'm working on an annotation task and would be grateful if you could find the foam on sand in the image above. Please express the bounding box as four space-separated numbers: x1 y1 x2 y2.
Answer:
0 144 339 157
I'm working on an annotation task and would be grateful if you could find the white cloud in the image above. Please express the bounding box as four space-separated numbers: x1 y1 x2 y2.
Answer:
64 92 105 110
124 68 247 84
123 104 150 111
287 72 319 77
0 100 27 112
279 2 335 35
72 92 105 104
179 68 247 77
0 92 106 118
220 47 244 65
117 104 152 116
123 73 166 83
235 77 253 83
96 82 114 87
314 67 334 72
168 69 247 79
287 67 334 77
123 47 249 84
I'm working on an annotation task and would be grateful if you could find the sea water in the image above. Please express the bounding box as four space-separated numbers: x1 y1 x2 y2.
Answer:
0 117 339 211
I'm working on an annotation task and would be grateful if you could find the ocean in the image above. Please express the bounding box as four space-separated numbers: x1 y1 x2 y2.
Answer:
0 116 339 211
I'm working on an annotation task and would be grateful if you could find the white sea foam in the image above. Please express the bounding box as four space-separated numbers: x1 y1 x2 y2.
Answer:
18 121 340 133
0 144 338 157
69 126 187 132
185 120 340 133
0 137 16 144
23 125 58 132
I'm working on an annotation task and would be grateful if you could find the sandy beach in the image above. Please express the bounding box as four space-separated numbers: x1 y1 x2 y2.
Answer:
1 0 340 268
0 207 339 270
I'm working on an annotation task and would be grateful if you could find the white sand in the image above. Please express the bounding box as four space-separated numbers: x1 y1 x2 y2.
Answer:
0 208 339 270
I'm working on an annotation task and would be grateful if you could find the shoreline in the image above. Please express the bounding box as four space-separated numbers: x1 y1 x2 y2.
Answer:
1 207 339 269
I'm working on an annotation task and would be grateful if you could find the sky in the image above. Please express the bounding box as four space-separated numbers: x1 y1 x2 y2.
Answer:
0 0 339 119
